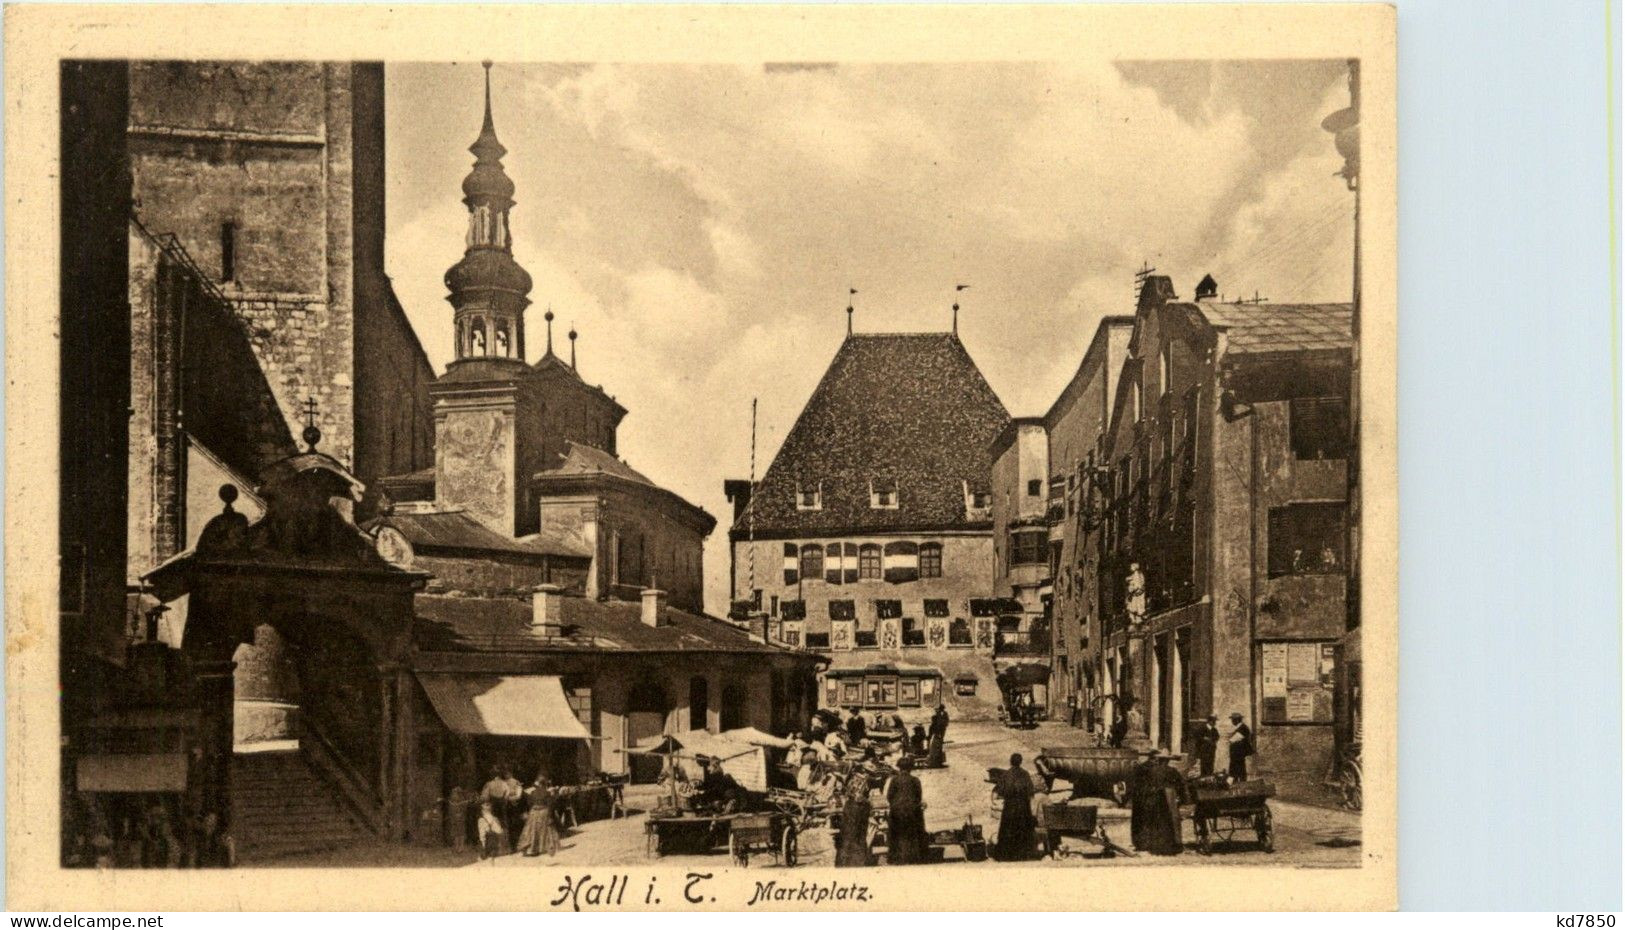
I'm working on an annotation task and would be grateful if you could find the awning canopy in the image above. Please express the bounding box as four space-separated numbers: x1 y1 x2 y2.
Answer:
417 673 591 739
77 753 188 793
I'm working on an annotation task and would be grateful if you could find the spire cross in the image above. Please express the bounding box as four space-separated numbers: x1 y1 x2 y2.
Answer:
302 396 319 429
847 287 857 335
569 323 578 368
545 308 555 355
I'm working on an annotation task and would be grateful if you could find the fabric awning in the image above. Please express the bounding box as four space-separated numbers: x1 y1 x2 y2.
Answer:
417 673 591 739
77 753 188 793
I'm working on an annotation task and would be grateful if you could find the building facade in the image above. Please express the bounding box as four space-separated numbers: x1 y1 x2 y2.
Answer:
727 329 1012 720
60 60 438 849
988 418 1054 710
1091 275 1352 776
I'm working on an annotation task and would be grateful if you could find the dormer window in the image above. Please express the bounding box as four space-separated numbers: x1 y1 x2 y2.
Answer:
869 479 899 510
796 482 822 511
964 481 992 514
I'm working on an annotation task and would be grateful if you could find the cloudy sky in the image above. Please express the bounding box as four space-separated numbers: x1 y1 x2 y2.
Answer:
383 60 1355 614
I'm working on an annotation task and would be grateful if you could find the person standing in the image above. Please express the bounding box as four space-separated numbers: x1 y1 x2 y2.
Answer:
835 761 876 867
926 704 949 767
516 773 560 857
1130 749 1186 855
1193 714 1222 777
846 708 867 745
1227 712 1255 781
479 766 513 855
992 753 1038 861
883 756 928 865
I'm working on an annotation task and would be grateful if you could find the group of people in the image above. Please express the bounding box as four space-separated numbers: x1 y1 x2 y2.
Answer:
473 766 562 860
835 752 932 867
1189 712 1256 781
64 792 233 869
793 705 950 771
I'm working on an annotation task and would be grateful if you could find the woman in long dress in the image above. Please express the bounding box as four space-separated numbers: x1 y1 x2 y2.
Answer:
516 773 560 857
992 754 1038 861
884 757 929 865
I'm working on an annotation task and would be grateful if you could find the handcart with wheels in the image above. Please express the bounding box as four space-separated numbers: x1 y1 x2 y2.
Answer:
1190 780 1275 854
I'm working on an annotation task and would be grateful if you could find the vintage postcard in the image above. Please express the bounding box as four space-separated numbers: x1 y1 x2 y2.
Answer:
5 3 1397 912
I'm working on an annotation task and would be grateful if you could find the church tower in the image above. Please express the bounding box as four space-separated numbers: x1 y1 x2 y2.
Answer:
444 61 532 367
429 63 538 537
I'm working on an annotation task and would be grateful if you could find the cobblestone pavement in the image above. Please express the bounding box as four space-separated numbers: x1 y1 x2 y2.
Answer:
256 721 1361 870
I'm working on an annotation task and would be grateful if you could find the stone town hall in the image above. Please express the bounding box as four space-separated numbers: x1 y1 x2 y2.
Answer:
59 61 819 864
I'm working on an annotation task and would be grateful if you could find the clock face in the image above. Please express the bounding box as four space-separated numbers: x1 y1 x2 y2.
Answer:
375 526 414 568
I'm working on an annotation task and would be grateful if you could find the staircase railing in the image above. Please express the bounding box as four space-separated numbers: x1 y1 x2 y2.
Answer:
298 716 386 837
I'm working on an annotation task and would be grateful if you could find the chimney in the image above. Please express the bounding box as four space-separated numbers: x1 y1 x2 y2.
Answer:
641 587 670 627
723 479 754 523
1195 274 1218 302
531 584 564 636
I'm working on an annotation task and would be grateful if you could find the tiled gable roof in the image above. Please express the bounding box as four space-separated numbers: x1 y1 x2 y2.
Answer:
365 509 589 559
413 593 791 655
738 333 1010 538
1195 301 1353 355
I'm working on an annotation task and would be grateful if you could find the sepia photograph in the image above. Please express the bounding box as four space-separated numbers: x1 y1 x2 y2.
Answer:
10 3 1399 911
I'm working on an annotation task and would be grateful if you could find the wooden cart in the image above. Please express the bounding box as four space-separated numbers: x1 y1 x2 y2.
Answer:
1038 801 1130 859
728 812 798 866
1190 780 1275 854
644 810 798 865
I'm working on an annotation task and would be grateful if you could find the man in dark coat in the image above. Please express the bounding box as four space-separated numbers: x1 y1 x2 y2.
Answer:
1130 749 1186 855
884 756 928 865
696 756 745 814
1193 714 1222 777
846 708 867 745
992 753 1038 861
926 704 949 767
1227 712 1255 781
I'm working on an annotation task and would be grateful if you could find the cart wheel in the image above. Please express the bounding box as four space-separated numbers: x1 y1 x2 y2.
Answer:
781 825 799 867
1256 808 1274 853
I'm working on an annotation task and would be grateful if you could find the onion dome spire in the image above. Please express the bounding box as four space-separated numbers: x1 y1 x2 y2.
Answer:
445 61 532 364
461 61 517 214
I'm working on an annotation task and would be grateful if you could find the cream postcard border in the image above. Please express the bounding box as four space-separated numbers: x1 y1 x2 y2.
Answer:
4 3 1398 911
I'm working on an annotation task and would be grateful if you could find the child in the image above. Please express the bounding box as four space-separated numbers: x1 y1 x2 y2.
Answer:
477 800 505 861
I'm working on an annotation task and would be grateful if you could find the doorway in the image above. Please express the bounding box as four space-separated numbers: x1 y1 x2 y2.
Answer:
626 681 668 784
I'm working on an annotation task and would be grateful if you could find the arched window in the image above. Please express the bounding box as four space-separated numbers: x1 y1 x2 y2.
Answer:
495 321 510 357
920 543 943 578
689 676 710 732
799 544 824 581
858 544 882 580
721 683 747 731
470 318 487 356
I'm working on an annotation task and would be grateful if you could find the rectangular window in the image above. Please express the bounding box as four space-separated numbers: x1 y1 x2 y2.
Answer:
948 619 973 645
220 221 237 282
855 630 878 649
1010 530 1047 565
806 632 831 649
1267 503 1347 576
769 595 779 617
796 483 822 510
919 544 943 578
858 545 882 580
1290 397 1351 460
923 599 950 618
874 599 903 620
799 545 824 581
955 677 978 697
780 600 808 621
782 542 799 585
840 680 862 705
902 618 925 647
828 599 856 621
898 680 921 706
1027 479 1042 497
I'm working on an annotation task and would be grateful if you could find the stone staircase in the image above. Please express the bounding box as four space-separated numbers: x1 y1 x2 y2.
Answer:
232 745 372 861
